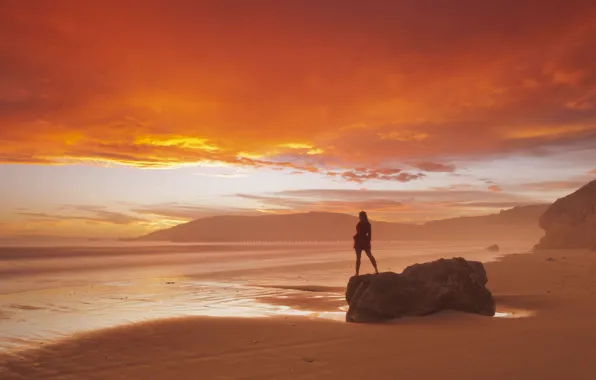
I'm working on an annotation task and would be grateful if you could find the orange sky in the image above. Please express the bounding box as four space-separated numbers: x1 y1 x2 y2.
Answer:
1 0 596 238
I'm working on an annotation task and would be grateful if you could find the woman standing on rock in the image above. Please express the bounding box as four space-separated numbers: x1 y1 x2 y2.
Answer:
353 211 379 276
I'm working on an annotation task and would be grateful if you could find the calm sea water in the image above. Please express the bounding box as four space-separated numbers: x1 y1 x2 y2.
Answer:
0 241 532 352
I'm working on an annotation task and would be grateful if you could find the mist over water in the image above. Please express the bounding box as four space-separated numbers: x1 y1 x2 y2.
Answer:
0 241 531 352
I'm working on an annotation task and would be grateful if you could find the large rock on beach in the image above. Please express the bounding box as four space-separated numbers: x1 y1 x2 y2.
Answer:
345 257 495 323
535 180 596 250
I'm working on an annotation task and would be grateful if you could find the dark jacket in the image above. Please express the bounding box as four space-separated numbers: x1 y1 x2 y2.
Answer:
353 221 371 250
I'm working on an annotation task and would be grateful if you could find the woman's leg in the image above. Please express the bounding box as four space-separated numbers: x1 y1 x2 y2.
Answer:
365 249 379 274
355 249 362 276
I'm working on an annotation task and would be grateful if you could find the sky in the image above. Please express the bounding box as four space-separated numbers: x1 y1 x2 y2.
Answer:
1 0 596 238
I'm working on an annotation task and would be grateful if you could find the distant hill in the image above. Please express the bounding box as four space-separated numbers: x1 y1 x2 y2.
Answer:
418 204 550 240
132 212 417 242
132 205 550 242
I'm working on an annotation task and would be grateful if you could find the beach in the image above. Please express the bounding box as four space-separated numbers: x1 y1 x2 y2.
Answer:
1 243 595 379
4 0 596 378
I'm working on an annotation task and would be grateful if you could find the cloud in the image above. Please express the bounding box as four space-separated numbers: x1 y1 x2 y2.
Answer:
522 180 591 191
1 0 596 176
588 169 596 175
442 201 544 209
7 203 261 236
131 203 258 220
410 162 456 173
5 181 550 236
236 187 541 221
335 169 425 183
377 131 429 142
17 207 145 225
431 184 476 191
237 193 410 214
0 153 61 165
488 185 502 192
276 188 533 203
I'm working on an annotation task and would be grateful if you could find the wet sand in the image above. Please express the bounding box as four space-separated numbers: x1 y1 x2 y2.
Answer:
2 248 596 379
0 241 511 351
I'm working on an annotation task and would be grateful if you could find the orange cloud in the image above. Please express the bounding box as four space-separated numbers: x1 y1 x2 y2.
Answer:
377 131 430 142
1 0 596 176
504 125 594 140
488 185 502 192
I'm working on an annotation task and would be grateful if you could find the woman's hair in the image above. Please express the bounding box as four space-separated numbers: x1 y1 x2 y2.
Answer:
359 211 369 222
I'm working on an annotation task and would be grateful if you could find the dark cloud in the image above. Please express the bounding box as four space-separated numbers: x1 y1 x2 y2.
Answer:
410 162 456 173
337 169 425 183
0 153 58 165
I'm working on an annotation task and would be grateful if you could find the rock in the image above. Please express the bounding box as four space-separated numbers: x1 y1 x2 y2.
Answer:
486 244 500 252
345 257 495 323
535 180 596 249
546 257 555 262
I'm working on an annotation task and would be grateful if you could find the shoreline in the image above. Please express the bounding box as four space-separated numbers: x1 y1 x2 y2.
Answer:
0 247 520 353
3 248 595 379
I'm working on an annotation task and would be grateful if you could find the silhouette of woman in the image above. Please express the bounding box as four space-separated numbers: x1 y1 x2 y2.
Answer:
353 211 379 276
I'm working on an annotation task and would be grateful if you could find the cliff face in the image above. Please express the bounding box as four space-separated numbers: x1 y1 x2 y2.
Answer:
535 180 596 249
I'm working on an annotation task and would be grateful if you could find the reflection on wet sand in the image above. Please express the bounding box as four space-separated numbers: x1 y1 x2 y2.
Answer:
0 277 535 352
0 241 530 352
493 308 535 318
0 279 349 352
